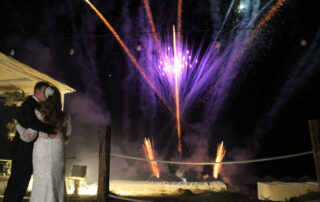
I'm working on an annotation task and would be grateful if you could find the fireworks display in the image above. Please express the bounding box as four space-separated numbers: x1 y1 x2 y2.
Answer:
0 0 318 199
213 141 226 179
85 0 288 179
142 137 160 178
85 0 173 115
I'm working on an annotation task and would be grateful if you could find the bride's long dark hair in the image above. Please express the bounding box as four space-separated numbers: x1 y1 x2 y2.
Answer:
38 86 66 132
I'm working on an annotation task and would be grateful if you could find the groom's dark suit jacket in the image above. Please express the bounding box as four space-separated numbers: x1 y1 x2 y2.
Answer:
4 96 56 202
12 96 55 161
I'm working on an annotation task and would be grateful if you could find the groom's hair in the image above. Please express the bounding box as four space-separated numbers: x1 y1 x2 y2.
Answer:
34 81 50 93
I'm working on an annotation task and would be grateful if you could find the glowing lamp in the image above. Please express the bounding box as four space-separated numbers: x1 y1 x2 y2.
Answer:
69 165 87 196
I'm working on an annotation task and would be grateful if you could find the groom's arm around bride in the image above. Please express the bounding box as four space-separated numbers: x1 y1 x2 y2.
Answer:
17 94 55 135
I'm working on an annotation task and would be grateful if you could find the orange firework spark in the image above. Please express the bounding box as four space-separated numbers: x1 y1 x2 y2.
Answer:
85 0 174 115
237 0 287 62
173 25 182 156
254 0 286 33
142 137 160 178
203 0 287 103
142 0 162 56
213 141 226 179
177 0 183 43
248 0 287 45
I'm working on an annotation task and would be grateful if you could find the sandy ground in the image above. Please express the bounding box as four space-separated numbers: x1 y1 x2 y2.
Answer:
1 191 320 202
1 176 320 202
1 192 319 202
0 192 261 202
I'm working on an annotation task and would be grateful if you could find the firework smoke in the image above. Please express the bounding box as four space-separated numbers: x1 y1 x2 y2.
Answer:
252 28 320 147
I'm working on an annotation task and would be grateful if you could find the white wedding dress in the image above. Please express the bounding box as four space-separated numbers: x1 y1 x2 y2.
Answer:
16 109 72 202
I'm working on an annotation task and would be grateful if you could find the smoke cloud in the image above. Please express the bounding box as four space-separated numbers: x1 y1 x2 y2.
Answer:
251 28 320 149
65 93 110 184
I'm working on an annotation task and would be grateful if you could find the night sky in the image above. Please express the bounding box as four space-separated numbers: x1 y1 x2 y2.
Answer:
1 0 320 189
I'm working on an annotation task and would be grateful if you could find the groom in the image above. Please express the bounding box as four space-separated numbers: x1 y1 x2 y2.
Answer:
4 82 56 202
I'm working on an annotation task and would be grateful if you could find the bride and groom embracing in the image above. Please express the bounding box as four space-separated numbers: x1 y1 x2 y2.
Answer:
4 82 72 202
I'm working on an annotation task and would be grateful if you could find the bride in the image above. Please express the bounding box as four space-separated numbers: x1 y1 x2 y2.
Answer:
16 86 71 202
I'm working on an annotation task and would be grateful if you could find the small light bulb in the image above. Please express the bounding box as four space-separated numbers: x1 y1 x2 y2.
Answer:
300 39 307 47
9 49 15 56
136 43 141 52
69 48 75 55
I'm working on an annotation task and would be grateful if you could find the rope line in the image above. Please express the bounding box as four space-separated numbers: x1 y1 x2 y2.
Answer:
109 194 152 202
110 151 313 165
4 151 312 166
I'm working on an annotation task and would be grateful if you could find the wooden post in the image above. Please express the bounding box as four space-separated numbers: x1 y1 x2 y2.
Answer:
74 179 80 196
97 126 111 202
308 120 320 187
